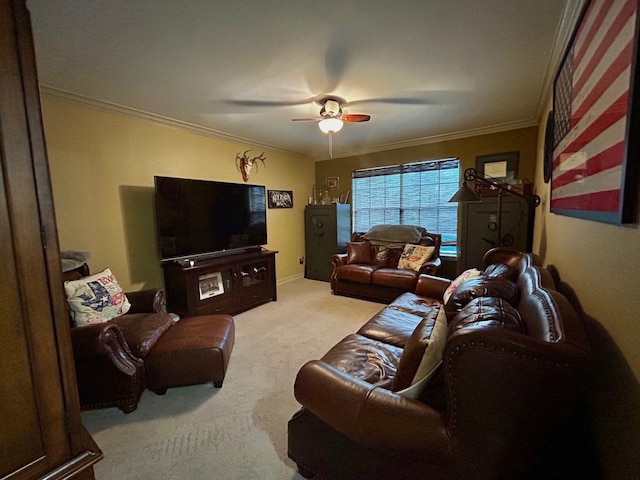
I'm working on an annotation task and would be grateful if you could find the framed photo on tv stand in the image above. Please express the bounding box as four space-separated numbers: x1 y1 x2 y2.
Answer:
198 272 224 300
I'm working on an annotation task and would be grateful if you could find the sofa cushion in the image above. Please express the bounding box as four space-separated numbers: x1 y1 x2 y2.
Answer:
110 313 174 359
376 246 405 267
321 333 402 389
445 276 520 322
64 268 131 327
395 306 447 398
371 268 418 290
397 244 435 272
335 264 378 284
443 268 482 304
357 307 425 347
346 241 373 265
449 296 525 334
484 263 519 282
388 292 443 318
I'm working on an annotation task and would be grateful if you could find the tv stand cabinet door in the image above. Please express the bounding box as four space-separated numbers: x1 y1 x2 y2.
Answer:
235 254 277 312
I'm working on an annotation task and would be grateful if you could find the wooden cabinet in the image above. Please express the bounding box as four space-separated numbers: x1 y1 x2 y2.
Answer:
162 250 277 316
304 204 350 281
0 1 101 478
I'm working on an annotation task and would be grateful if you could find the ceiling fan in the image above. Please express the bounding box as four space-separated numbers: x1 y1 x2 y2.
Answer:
291 96 370 133
291 96 371 157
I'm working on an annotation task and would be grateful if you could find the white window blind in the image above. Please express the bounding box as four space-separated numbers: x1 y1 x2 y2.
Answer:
352 158 460 252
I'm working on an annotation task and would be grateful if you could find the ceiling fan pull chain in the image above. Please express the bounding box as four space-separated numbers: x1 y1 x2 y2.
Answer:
328 131 333 157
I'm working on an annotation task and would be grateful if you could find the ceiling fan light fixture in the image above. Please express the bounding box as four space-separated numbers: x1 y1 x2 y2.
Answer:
318 117 343 133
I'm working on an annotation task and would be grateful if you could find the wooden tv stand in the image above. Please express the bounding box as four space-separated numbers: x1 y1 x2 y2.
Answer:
162 249 277 316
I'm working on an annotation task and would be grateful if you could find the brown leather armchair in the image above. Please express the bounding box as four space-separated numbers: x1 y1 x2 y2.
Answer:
63 264 173 413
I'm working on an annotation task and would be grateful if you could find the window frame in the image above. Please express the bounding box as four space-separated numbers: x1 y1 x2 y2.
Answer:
351 158 460 255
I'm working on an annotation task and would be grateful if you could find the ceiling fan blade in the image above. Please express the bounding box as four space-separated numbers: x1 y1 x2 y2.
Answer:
291 117 321 122
345 97 431 107
226 97 317 107
342 114 371 123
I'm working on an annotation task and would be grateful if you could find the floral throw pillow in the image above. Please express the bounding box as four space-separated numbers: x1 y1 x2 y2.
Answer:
64 268 131 327
443 268 482 304
397 244 435 272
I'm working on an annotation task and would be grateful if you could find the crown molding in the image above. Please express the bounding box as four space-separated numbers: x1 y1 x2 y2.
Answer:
314 118 540 161
39 85 306 158
40 85 539 163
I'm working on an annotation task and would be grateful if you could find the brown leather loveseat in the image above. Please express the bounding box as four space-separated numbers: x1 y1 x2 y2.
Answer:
331 224 441 303
289 249 592 479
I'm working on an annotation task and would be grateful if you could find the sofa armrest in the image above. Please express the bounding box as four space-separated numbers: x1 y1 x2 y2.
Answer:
418 256 441 275
71 323 141 375
331 253 348 268
330 254 348 286
294 360 452 463
414 274 451 300
126 288 167 314
443 326 590 478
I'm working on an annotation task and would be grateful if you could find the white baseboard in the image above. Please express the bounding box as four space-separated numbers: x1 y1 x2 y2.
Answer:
277 273 304 285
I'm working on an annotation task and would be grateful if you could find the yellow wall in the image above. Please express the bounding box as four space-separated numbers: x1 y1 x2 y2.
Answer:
315 126 539 205
533 101 640 382
531 100 640 478
41 93 314 291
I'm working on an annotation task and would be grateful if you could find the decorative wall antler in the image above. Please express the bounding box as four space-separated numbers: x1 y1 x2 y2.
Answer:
235 150 266 182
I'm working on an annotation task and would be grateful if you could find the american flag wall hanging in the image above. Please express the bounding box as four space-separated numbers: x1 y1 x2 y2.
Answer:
551 0 640 224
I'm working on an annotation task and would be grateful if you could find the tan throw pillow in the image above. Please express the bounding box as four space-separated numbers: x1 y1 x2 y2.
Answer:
395 306 447 399
64 268 131 327
397 244 435 272
346 241 373 264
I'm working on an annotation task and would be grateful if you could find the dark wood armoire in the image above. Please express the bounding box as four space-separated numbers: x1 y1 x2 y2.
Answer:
0 1 102 478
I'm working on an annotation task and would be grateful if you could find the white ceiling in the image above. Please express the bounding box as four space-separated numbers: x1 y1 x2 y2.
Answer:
27 0 584 160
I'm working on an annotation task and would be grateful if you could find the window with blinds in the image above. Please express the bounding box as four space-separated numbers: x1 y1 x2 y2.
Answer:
352 158 460 254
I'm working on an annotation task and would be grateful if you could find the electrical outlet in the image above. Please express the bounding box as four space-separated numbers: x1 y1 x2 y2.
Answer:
299 256 305 264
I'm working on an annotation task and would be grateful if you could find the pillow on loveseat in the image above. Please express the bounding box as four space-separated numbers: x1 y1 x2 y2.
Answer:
397 244 435 272
346 241 374 264
394 306 447 399
64 268 131 327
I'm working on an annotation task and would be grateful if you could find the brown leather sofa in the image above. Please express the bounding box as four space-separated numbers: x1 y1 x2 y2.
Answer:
331 227 442 303
288 250 592 480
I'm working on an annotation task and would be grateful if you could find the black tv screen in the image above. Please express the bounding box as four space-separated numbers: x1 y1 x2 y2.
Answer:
154 176 267 262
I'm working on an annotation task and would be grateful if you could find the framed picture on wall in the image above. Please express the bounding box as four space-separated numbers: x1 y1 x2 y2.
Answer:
326 176 339 190
475 151 519 183
267 190 293 208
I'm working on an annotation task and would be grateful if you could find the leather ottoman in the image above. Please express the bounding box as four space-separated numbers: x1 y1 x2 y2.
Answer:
146 314 235 394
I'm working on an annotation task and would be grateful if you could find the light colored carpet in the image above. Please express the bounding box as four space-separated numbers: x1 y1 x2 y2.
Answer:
83 278 384 480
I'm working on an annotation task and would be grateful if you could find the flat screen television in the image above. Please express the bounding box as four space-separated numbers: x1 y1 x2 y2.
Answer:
154 176 267 263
